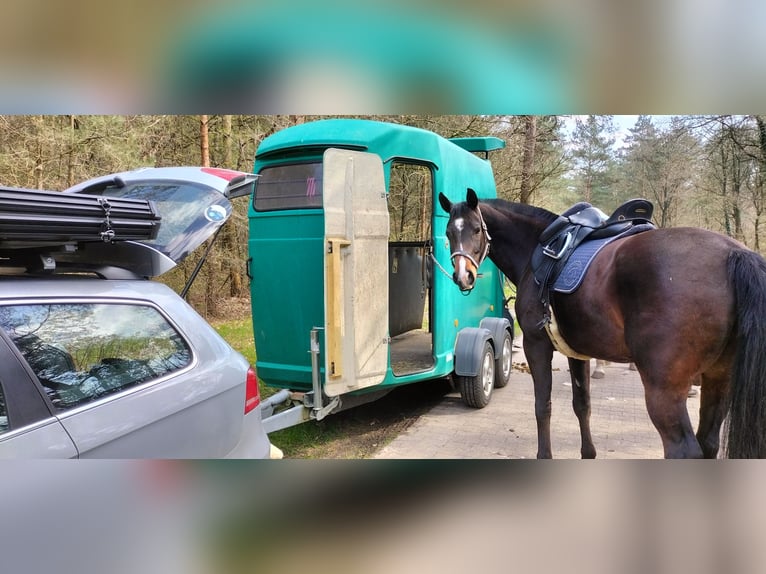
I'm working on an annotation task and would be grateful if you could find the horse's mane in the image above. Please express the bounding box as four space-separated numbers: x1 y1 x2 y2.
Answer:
481 198 559 226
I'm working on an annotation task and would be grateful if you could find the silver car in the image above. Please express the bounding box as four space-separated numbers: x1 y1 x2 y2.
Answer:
0 167 278 458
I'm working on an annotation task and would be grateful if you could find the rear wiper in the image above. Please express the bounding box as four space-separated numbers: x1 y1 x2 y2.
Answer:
224 173 259 199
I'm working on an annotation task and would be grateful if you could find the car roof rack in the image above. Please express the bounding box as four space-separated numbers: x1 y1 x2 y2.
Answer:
0 186 162 278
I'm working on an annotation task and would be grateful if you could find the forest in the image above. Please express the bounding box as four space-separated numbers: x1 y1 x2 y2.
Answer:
2 114 763 317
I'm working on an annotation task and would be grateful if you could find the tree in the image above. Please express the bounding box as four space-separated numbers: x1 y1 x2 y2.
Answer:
200 114 210 167
478 115 567 205
620 116 698 228
519 115 537 204
695 115 766 250
751 116 766 251
569 115 618 208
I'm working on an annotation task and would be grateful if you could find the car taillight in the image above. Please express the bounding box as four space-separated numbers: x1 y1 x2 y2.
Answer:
244 366 260 414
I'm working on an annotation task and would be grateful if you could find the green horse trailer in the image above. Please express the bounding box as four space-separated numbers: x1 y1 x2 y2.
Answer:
252 119 514 433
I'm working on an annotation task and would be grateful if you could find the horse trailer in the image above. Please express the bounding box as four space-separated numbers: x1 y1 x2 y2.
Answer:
251 119 514 433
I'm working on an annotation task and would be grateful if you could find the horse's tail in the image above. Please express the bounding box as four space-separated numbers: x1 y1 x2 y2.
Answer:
724 248 766 458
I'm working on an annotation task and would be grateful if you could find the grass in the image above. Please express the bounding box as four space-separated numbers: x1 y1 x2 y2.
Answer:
209 288 516 458
211 317 365 456
211 316 447 458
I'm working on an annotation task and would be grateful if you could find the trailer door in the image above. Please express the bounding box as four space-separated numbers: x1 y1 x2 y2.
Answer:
323 148 389 396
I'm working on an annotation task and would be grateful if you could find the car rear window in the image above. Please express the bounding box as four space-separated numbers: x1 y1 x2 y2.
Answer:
0 303 192 411
78 181 231 262
254 162 323 211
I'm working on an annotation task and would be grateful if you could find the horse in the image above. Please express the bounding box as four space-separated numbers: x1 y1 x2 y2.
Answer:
438 188 766 458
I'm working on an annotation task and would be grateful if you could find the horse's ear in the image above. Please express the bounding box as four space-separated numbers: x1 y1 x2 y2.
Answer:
438 192 452 213
466 188 478 209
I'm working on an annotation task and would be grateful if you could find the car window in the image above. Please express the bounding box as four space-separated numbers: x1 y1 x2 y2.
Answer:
0 304 192 411
78 181 231 263
0 383 7 433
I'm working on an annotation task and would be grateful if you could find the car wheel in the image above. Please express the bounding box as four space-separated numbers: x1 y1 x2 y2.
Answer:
493 329 513 389
458 340 494 408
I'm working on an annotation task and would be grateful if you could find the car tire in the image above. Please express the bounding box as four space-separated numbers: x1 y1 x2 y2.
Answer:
458 340 494 408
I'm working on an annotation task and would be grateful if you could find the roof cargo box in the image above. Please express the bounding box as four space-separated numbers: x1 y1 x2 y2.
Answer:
0 186 160 245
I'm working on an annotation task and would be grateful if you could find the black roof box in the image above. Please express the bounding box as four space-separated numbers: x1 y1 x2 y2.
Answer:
0 186 162 278
0 186 160 246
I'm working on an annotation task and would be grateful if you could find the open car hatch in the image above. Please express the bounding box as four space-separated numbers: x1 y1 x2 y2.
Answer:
64 167 257 279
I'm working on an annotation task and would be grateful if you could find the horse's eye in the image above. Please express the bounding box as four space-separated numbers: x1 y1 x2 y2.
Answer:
472 227 481 235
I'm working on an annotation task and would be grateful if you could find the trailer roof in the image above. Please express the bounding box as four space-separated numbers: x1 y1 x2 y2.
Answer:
255 119 505 168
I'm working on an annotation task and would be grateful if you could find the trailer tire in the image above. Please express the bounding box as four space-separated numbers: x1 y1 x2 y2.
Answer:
457 340 495 408
494 329 513 389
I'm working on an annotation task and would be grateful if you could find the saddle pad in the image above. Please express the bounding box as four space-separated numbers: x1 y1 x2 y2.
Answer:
552 224 654 294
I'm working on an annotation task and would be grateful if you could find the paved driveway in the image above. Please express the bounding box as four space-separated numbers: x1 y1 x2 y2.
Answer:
375 340 701 459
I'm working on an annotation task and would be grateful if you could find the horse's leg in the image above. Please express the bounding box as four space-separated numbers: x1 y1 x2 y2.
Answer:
695 365 732 459
568 358 597 458
640 370 704 458
591 359 607 379
524 335 555 459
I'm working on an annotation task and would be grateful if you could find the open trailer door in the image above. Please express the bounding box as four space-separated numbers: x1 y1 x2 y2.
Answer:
323 148 389 397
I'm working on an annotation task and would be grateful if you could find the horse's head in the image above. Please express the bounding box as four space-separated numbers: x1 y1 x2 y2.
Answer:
438 188 491 292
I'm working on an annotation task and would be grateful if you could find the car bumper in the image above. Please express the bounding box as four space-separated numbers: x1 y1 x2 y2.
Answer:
226 409 280 459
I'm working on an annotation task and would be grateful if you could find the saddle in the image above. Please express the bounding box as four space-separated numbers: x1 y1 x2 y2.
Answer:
531 198 655 309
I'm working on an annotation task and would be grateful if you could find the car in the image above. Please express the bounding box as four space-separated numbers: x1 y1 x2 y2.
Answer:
0 166 279 458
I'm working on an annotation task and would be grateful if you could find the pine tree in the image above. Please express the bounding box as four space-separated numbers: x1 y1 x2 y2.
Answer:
569 115 618 209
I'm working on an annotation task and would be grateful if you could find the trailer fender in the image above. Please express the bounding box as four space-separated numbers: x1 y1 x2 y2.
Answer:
454 327 493 377
480 316 514 349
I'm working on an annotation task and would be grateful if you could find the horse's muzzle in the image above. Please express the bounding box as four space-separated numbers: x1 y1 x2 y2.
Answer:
450 250 481 292
453 268 476 291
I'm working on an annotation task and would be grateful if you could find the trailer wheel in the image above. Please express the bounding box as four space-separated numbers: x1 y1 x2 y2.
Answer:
494 329 513 389
457 340 494 408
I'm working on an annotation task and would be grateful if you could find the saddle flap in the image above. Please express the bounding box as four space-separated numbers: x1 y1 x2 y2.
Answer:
539 216 569 244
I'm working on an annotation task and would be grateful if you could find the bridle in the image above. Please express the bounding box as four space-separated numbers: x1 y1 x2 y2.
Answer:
449 204 492 277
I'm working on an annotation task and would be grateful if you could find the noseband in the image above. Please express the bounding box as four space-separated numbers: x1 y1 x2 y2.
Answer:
450 205 492 273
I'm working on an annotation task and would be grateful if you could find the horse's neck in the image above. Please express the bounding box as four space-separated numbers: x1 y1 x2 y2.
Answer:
481 201 554 286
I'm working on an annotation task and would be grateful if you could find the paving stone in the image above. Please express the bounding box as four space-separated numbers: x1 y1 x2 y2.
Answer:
375 341 701 459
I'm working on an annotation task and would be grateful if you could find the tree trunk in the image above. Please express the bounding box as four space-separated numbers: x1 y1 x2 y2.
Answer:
34 115 43 189
223 115 233 166
222 115 244 297
67 115 76 188
200 115 219 317
519 115 537 204
732 155 744 242
755 116 766 251
200 115 210 167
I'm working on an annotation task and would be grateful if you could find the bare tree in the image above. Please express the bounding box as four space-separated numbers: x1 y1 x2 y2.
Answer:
519 115 537 204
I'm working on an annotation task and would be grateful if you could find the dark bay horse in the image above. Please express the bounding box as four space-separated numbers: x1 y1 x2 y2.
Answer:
439 188 766 458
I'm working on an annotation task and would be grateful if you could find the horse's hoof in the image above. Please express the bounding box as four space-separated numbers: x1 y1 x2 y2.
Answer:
592 369 605 379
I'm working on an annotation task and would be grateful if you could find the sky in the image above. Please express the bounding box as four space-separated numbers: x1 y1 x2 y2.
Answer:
567 115 675 148
613 115 638 147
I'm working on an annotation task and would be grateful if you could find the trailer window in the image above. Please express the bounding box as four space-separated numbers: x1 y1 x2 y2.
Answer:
255 162 323 211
